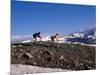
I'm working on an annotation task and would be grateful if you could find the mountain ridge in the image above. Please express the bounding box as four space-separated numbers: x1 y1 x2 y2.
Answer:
11 27 96 45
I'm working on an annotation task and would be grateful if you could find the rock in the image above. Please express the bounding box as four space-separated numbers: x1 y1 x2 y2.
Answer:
43 50 51 55
23 53 33 59
18 45 23 47
59 55 64 60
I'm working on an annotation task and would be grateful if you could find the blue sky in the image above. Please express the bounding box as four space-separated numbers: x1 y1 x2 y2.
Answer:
11 1 96 36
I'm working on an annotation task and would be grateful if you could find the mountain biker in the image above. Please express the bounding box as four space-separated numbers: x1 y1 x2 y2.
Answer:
51 33 59 42
33 32 41 41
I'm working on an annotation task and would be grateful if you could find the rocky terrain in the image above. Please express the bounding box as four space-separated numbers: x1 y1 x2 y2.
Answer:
11 41 96 74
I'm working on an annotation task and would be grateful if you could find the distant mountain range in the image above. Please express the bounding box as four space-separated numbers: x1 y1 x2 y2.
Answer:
11 35 33 44
65 27 96 44
11 27 96 45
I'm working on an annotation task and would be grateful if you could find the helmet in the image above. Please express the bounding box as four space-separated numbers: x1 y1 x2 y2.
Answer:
38 32 40 34
56 33 59 35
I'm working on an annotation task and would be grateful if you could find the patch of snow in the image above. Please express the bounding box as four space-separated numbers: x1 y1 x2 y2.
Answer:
21 40 32 43
72 33 85 38
11 64 69 75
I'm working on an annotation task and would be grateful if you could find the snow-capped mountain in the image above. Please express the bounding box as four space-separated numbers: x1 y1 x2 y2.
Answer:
11 35 33 44
11 27 96 46
11 35 53 44
65 27 96 44
21 36 51 43
21 36 65 43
